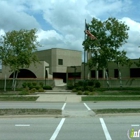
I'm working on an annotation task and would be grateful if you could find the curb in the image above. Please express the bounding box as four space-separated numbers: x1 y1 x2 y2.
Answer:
0 114 63 118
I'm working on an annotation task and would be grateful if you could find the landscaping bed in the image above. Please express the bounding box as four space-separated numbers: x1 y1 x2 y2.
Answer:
0 96 38 101
93 108 140 114
82 96 140 101
0 109 61 116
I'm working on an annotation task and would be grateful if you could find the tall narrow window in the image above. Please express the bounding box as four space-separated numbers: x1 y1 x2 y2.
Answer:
58 59 63 65
114 69 119 78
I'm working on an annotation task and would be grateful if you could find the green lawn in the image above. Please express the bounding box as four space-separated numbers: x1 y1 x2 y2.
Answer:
0 96 38 101
82 96 140 101
93 108 140 114
0 109 61 115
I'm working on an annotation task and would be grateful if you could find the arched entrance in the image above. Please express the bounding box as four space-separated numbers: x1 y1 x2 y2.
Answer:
9 69 37 78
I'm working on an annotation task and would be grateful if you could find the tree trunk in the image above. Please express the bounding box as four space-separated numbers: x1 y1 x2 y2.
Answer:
105 69 110 88
117 63 122 87
96 63 99 80
13 71 18 91
4 74 7 92
12 71 16 90
4 66 7 92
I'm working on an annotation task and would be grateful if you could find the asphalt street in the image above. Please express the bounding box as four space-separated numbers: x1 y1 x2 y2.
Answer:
0 116 140 140
0 101 140 140
0 101 140 110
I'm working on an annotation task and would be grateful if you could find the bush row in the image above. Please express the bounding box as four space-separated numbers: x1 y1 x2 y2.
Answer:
76 90 96 95
22 82 52 90
67 80 101 91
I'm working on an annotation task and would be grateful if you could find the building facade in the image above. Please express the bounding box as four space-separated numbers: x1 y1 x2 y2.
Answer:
1 48 140 86
35 48 82 82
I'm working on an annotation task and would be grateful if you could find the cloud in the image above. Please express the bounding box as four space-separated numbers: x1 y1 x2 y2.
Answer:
0 0 40 31
120 17 140 58
0 0 140 60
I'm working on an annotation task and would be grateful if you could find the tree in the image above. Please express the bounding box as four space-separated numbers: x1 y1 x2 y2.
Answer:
0 29 40 91
114 50 132 87
83 17 129 87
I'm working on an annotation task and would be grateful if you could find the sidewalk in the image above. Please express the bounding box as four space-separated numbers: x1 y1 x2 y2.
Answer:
36 93 82 102
36 83 82 102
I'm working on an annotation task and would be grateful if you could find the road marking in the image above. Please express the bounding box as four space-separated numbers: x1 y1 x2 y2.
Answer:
131 124 139 127
100 118 112 140
15 124 30 127
83 103 91 110
50 118 65 140
61 103 66 110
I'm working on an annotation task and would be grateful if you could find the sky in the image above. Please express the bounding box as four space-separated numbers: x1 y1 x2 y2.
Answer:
0 0 140 61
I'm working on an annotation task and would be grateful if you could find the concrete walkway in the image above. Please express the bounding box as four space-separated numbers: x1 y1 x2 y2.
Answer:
36 83 82 103
36 93 82 102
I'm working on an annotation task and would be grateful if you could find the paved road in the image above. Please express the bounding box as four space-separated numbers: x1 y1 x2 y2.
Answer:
0 101 140 139
0 101 140 110
0 116 139 140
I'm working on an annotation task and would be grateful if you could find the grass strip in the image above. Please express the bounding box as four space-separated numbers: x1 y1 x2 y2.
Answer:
97 91 140 95
0 96 38 101
93 108 140 114
82 96 140 101
0 109 61 115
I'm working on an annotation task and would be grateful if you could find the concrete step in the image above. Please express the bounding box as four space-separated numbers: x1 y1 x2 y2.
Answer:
53 85 67 91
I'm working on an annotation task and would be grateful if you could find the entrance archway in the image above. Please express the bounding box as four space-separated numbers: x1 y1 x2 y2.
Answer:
9 69 37 78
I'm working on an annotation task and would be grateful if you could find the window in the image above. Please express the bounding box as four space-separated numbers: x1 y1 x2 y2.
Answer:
99 70 103 78
114 69 119 78
58 59 63 65
130 68 140 77
91 70 95 78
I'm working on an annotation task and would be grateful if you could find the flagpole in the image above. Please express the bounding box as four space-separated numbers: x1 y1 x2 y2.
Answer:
84 19 86 91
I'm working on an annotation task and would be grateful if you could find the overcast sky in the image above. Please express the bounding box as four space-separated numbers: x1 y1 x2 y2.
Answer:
0 0 140 60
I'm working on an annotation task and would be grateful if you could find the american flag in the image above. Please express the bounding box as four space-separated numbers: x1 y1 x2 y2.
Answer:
85 23 97 40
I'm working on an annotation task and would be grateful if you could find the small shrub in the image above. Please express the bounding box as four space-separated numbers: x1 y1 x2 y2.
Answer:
24 87 30 91
35 85 41 90
95 81 101 88
84 91 90 95
27 82 33 89
77 90 83 95
30 88 37 93
19 89 30 95
76 86 84 91
38 88 44 92
72 89 77 92
77 81 84 86
22 82 27 88
87 86 94 92
87 80 94 86
16 88 23 91
32 82 37 86
89 92 95 95
43 85 52 90
39 82 44 87
67 84 74 90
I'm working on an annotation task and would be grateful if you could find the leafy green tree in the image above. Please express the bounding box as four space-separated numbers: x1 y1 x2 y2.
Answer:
114 50 132 87
83 17 129 87
0 29 40 91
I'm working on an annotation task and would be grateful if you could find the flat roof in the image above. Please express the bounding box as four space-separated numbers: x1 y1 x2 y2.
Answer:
37 48 82 53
